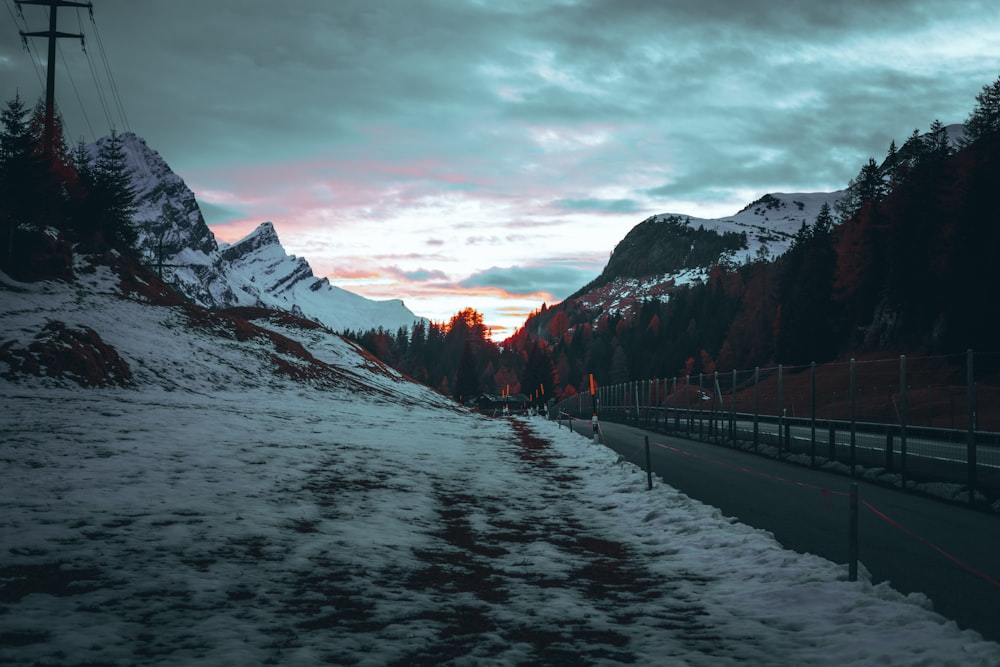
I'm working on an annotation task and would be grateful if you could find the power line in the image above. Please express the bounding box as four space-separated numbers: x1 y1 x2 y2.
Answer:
56 26 95 140
76 8 114 131
5 0 46 95
88 9 130 134
82 7 153 188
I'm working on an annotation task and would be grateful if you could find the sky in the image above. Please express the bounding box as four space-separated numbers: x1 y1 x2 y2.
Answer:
2 0 999 338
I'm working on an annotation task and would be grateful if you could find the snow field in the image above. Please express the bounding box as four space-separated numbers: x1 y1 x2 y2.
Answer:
2 266 998 665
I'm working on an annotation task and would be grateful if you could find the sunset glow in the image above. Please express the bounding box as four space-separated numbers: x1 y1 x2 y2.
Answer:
3 1 997 340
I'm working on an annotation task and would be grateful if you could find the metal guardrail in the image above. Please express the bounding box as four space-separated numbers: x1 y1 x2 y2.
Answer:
555 352 1000 508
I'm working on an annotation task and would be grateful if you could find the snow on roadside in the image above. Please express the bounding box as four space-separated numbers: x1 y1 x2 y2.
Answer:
3 386 998 665
527 417 1000 665
2 265 998 665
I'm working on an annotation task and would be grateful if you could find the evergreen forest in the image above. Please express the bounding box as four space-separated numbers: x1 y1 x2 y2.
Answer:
346 77 1000 404
1 94 137 282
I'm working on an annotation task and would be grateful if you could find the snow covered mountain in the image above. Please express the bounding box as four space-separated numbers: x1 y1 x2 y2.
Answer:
218 220 426 333
573 190 844 314
85 133 425 333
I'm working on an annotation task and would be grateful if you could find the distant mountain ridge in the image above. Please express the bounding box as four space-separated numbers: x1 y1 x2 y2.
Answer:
571 190 844 315
86 133 425 334
562 125 968 319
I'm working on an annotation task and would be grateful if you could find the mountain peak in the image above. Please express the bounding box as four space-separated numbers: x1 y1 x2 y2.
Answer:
106 132 425 333
251 221 280 243
219 221 285 263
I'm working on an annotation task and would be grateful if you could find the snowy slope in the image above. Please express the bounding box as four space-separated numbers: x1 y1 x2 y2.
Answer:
639 191 845 278
85 133 425 333
1 260 998 665
575 191 844 314
219 221 422 333
692 190 844 262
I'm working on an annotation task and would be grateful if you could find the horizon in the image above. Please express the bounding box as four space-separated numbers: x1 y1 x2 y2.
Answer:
2 1 997 337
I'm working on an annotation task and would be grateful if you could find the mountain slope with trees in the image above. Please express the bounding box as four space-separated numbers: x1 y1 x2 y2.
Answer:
0 99 424 336
346 76 1000 405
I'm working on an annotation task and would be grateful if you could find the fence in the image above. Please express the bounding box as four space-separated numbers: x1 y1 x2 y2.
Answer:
555 351 1000 507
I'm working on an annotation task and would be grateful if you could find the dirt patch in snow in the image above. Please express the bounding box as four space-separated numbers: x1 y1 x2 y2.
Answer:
0 320 131 387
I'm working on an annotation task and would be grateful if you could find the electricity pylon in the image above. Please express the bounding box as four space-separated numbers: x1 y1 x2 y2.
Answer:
15 0 93 157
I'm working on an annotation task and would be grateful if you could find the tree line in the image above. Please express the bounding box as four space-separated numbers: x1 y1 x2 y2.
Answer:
1 95 137 279
343 307 556 405
347 76 1000 402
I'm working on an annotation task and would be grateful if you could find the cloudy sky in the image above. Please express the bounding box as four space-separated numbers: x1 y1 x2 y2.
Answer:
2 1 998 337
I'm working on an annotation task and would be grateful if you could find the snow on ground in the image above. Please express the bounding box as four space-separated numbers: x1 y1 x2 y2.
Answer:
2 265 999 665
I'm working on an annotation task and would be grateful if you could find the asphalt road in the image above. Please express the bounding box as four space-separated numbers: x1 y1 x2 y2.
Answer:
559 416 1000 643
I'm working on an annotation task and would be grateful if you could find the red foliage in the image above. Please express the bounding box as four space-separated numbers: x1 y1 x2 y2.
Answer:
547 310 570 338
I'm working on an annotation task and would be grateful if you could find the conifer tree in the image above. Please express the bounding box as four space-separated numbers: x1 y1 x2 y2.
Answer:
884 139 903 190
776 203 837 364
90 129 138 249
1 95 37 264
961 76 1000 145
899 128 926 170
453 340 480 403
814 201 834 234
28 99 76 187
924 119 952 159
0 95 33 164
72 139 93 188
835 158 886 222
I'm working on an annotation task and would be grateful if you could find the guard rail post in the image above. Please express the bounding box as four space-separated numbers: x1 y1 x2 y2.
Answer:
849 482 859 582
698 373 705 441
713 370 720 443
885 431 894 471
967 349 976 505
810 361 817 467
686 375 692 435
900 355 908 488
850 358 857 476
778 364 784 454
645 435 653 491
753 367 760 451
673 376 679 433
784 414 791 454
731 369 737 444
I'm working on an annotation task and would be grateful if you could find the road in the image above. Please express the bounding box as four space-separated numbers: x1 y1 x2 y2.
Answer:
739 417 1000 467
559 416 1000 643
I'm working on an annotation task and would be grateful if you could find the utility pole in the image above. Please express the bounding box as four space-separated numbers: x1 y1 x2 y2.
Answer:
16 0 93 157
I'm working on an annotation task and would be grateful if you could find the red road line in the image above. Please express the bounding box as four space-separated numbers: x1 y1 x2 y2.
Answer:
644 435 1000 590
860 499 1000 589
650 439 851 498
561 414 1000 588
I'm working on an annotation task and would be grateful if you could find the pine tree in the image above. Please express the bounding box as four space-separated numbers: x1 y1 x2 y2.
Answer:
776 204 837 364
91 129 138 249
814 201 834 234
836 158 886 222
961 76 1000 145
0 95 72 266
72 138 93 188
28 99 76 187
884 139 903 190
924 119 952 159
453 340 480 403
1 95 37 264
0 95 33 164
